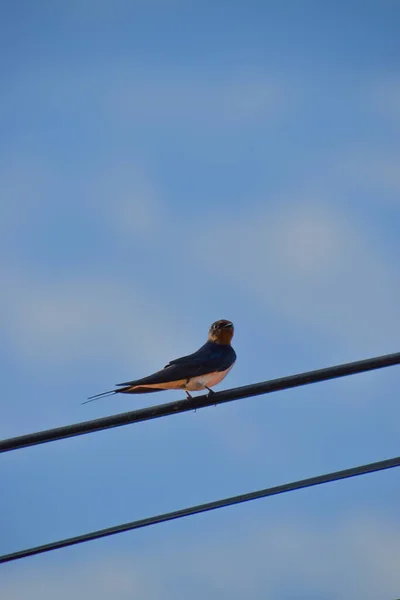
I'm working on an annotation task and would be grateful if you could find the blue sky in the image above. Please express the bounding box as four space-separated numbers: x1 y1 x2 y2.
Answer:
1 1 400 598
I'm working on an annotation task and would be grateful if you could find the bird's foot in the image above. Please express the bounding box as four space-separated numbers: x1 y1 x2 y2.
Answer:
205 387 217 406
186 391 193 400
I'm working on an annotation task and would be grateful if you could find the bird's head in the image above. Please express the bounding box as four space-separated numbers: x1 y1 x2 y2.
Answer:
208 319 234 344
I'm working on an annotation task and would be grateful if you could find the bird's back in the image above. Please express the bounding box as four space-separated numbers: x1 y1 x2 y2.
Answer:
117 341 236 387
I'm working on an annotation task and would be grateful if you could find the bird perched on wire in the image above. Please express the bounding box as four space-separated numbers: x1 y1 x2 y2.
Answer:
85 319 236 403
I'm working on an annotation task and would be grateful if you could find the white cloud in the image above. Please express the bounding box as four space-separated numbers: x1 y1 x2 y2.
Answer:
0 269 191 369
0 154 171 368
104 72 284 127
4 65 286 130
192 200 400 354
370 76 400 122
94 164 163 238
1 514 399 599
339 149 400 198
0 154 163 240
0 155 182 369
0 157 58 233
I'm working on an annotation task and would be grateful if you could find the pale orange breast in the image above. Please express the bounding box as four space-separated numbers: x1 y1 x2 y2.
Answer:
184 366 234 391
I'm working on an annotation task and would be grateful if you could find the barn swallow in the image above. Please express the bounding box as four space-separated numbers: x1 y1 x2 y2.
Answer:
85 319 236 403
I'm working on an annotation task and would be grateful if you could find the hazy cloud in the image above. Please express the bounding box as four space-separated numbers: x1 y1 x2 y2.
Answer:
1 514 399 600
192 199 400 354
3 66 286 130
370 76 400 122
341 149 400 197
0 269 191 369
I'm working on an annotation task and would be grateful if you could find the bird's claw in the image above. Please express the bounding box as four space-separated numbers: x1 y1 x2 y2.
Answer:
205 387 217 406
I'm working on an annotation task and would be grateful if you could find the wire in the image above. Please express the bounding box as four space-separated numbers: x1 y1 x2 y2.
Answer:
1 455 398 564
1 351 400 454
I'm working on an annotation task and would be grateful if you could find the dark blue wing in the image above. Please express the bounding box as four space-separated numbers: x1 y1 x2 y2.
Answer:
117 342 236 387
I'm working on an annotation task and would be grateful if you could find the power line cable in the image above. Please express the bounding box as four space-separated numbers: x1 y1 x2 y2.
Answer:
1 351 400 454
1 455 398 564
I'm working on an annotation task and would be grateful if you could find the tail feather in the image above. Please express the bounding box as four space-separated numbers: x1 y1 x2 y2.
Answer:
118 386 163 394
82 389 116 404
83 385 163 405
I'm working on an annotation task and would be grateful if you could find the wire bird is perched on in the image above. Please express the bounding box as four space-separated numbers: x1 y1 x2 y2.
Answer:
85 320 236 403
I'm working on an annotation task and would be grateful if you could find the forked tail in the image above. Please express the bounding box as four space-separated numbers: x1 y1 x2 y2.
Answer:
82 386 132 405
82 385 163 404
